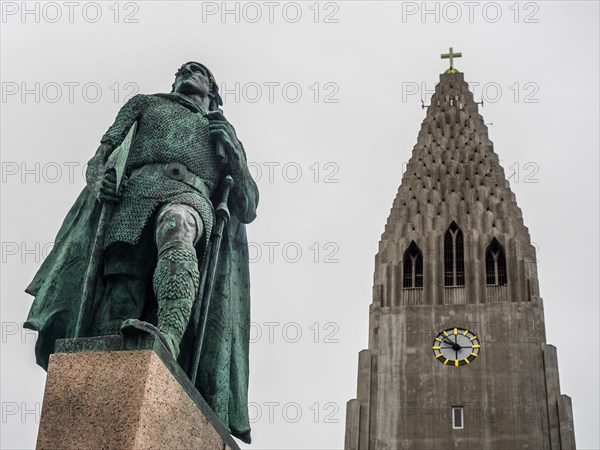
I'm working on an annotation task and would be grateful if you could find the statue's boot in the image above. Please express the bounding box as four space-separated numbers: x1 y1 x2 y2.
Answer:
152 244 200 358
120 318 172 353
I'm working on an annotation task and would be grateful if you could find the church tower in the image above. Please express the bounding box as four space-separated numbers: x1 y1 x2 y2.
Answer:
344 51 576 449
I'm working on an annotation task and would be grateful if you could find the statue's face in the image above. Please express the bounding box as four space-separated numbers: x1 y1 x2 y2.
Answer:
172 62 212 108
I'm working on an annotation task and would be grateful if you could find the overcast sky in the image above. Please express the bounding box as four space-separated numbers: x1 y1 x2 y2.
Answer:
1 1 598 449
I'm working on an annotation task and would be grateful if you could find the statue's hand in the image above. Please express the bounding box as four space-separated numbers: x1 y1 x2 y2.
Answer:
99 170 127 203
205 110 243 164
86 142 114 199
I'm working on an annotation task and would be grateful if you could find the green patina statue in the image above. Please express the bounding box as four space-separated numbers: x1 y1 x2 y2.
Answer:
24 62 258 443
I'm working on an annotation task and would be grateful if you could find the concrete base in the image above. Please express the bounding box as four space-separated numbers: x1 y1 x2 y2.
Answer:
36 336 239 450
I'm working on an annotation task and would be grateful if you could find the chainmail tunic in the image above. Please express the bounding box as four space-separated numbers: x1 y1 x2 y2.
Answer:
99 94 226 248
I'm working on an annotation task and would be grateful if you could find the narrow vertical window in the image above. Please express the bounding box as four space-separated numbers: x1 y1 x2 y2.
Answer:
486 238 507 285
452 406 464 429
403 241 423 288
444 222 465 287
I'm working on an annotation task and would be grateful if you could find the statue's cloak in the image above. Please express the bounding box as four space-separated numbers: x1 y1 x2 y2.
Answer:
24 98 255 443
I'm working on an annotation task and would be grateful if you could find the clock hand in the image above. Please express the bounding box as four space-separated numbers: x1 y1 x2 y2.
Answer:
449 335 461 352
442 336 455 346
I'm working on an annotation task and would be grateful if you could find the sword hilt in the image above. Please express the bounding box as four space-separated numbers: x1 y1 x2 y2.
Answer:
215 175 234 223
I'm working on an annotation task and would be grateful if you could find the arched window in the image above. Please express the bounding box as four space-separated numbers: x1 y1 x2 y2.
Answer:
486 238 507 285
444 222 465 286
403 241 423 288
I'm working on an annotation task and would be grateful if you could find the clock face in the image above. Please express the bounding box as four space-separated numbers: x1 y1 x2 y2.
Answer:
432 327 480 367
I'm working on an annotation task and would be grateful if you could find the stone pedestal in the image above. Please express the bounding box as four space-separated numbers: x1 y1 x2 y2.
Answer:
36 336 240 450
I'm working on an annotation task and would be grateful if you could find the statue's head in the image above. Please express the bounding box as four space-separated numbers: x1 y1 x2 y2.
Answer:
171 61 223 111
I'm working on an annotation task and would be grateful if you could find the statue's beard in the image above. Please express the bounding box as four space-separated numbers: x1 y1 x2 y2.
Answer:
174 78 208 98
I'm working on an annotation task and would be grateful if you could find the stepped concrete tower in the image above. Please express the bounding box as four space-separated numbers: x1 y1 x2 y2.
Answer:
345 52 576 450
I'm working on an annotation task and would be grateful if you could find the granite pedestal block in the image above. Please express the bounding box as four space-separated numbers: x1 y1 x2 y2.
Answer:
36 335 240 450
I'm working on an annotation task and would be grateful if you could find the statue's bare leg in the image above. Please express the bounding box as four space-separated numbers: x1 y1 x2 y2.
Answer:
153 203 203 358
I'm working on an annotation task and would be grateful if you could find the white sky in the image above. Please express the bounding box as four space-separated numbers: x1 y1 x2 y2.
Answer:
1 1 598 449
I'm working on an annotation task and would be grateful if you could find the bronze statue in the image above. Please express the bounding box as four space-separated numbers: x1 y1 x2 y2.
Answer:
24 62 258 443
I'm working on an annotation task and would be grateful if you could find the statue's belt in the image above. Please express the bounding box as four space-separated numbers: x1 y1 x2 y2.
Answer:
131 163 213 200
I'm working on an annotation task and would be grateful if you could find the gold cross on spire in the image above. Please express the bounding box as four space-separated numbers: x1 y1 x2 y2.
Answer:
441 47 462 73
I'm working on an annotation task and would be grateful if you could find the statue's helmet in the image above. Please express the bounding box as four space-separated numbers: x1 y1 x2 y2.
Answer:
171 61 223 110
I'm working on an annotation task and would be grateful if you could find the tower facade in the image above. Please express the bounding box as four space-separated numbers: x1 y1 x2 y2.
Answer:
344 68 575 449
